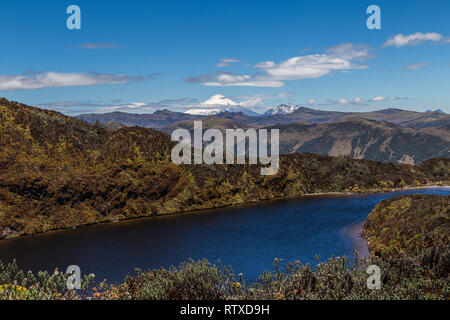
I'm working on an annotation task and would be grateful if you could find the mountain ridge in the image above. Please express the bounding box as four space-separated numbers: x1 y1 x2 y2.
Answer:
271 118 450 164
78 104 450 129
165 116 450 164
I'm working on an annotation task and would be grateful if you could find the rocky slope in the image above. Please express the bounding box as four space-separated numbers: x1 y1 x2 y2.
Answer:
272 118 450 164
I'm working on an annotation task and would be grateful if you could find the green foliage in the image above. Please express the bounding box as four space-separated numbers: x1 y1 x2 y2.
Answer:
2 247 448 300
0 260 95 300
114 259 241 300
363 194 449 257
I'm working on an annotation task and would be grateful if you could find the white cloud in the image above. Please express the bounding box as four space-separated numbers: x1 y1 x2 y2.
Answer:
0 72 145 91
186 43 371 88
308 98 316 105
202 74 285 88
78 43 121 49
254 44 369 80
233 92 295 107
320 96 412 106
38 97 197 114
383 32 443 47
95 98 198 113
369 96 405 102
405 62 429 70
216 58 242 67
326 97 367 105
325 43 372 60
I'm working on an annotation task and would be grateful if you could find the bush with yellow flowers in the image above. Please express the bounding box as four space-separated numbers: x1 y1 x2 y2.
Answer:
0 260 95 300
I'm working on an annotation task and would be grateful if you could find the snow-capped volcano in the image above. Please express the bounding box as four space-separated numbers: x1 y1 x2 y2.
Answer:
185 94 260 116
262 104 301 116
202 94 238 106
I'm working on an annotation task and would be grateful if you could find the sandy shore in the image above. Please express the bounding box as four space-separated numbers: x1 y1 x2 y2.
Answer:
344 221 370 258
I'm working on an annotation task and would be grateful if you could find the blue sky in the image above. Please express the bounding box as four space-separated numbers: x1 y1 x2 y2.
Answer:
0 0 449 114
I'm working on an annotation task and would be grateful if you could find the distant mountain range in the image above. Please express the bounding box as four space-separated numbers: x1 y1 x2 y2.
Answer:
75 95 450 164
163 116 449 164
426 108 446 114
79 103 450 129
79 109 202 129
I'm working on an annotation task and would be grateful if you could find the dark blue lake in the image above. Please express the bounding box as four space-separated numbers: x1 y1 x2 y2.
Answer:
0 187 448 283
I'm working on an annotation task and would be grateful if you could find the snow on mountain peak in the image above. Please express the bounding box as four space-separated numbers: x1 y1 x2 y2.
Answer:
202 94 238 106
263 104 300 116
425 108 446 114
184 94 260 116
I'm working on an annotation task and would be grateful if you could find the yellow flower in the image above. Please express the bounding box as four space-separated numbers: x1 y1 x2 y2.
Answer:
0 284 27 292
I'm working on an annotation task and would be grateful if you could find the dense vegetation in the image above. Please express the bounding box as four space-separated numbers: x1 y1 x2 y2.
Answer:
1 98 449 239
1 194 448 300
363 194 449 258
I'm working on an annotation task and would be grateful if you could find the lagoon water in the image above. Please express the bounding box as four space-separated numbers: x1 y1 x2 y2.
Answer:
0 187 448 283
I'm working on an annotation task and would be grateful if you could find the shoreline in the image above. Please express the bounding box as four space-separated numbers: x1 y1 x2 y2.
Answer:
344 221 370 258
1 184 449 241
